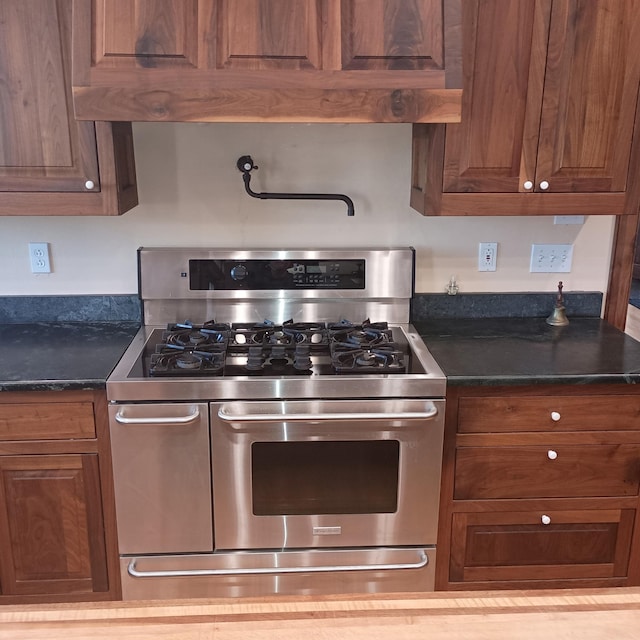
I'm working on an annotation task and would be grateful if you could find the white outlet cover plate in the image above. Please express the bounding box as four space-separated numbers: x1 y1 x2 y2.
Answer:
530 243 573 273
28 242 51 273
478 242 497 271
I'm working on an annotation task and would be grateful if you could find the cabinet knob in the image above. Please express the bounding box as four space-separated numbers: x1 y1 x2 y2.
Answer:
541 514 551 525
523 180 533 190
547 449 558 460
84 180 95 190
539 180 550 190
550 411 561 422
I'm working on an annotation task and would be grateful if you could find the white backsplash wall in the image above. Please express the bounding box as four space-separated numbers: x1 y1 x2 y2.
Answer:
0 123 615 296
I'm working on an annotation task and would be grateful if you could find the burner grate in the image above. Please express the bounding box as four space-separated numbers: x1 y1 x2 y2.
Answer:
148 318 409 376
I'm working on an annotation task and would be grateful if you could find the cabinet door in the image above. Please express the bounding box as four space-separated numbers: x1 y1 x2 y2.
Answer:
218 0 322 70
449 509 634 587
0 0 138 215
535 0 640 193
0 0 99 193
340 0 446 71
442 0 549 193
0 455 109 596
94 0 201 70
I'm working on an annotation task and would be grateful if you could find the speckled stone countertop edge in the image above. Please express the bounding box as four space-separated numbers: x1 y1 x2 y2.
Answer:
0 379 111 392
439 373 640 387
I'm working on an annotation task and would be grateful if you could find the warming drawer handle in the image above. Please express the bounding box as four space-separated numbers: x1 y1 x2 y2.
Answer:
217 405 438 423
127 550 428 579
115 408 200 425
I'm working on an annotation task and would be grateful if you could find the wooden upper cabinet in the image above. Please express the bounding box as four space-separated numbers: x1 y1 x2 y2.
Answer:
411 0 640 216
535 0 640 194
0 0 138 216
71 0 463 123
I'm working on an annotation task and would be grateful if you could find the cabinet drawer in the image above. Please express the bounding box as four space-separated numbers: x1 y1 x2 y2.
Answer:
454 445 640 499
449 509 634 585
0 403 96 441
458 396 640 433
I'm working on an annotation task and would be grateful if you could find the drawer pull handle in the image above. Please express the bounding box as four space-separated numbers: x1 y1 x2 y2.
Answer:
541 515 551 525
547 450 558 460
550 411 561 422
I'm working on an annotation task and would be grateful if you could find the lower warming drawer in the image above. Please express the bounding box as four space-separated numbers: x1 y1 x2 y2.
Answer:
120 547 436 599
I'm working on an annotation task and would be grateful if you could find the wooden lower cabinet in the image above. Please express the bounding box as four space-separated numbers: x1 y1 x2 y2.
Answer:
0 391 120 604
450 508 634 588
437 385 640 591
0 454 108 597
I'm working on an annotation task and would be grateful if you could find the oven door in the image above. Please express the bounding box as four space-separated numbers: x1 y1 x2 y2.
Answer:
211 399 444 551
109 403 213 555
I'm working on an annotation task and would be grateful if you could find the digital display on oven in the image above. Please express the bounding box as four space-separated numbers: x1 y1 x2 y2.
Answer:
189 259 365 290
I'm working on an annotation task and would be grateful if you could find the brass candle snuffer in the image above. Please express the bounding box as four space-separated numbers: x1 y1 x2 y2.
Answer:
546 281 569 326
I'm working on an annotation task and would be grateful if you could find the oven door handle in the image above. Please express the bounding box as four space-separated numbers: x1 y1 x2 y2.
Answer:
114 407 201 425
126 549 428 578
217 403 438 423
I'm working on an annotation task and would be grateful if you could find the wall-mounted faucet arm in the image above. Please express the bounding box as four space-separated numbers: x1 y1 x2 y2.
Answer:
237 156 355 217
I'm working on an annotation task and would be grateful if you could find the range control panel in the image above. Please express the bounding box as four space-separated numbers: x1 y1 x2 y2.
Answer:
188 259 365 290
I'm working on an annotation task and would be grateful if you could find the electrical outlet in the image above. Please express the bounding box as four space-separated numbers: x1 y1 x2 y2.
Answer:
530 244 573 273
28 242 51 273
478 242 497 271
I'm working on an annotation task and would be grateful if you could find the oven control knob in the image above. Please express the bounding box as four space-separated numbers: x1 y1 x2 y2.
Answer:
230 264 248 281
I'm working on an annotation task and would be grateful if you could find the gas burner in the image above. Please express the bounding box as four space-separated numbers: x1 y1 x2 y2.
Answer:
328 319 388 331
169 321 231 332
331 343 406 373
176 353 203 369
166 330 214 347
329 319 393 350
164 321 229 349
331 328 391 348
149 348 225 376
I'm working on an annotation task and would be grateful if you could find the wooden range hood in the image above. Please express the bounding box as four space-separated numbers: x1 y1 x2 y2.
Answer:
71 0 462 124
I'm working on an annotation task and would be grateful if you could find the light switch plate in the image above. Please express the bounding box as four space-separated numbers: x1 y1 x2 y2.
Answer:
530 244 573 273
553 215 585 225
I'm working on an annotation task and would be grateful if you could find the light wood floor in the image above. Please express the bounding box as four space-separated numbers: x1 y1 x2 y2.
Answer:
626 304 640 341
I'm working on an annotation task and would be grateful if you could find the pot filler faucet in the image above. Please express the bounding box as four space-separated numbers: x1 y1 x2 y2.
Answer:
237 155 355 216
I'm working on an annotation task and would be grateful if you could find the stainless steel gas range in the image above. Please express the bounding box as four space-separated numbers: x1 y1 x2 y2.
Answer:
107 247 446 599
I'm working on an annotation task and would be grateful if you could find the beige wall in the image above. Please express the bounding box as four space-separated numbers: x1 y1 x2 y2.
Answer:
0 123 615 297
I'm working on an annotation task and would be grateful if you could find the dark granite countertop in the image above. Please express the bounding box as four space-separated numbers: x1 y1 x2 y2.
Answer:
0 322 140 392
413 317 640 386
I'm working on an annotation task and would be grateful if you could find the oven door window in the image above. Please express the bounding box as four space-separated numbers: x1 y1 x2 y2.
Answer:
251 440 399 515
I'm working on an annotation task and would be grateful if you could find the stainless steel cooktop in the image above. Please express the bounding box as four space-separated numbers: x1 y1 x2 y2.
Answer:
107 248 446 401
